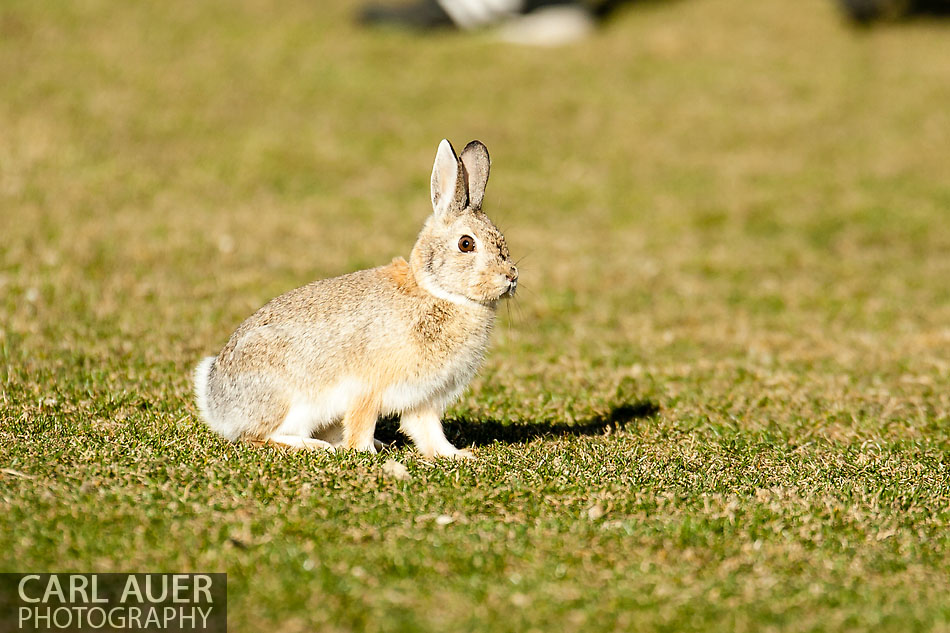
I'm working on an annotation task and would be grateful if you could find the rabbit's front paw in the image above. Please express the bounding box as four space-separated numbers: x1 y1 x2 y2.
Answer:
347 440 378 454
433 447 474 460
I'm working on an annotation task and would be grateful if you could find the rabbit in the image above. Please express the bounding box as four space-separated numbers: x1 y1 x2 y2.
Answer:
194 139 517 459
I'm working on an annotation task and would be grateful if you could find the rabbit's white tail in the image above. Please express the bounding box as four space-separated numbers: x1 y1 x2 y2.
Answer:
193 356 216 425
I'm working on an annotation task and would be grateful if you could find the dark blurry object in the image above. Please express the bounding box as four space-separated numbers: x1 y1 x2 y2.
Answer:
837 0 950 22
358 0 454 29
837 0 910 22
359 0 588 30
357 0 632 44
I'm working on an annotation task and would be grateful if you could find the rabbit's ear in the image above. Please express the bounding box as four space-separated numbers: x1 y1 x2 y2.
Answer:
460 141 490 211
431 139 467 218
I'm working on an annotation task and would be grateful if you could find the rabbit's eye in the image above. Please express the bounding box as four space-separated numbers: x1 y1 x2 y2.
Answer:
458 236 476 253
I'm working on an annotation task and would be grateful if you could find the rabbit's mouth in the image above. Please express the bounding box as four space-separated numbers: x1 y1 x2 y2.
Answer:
498 277 517 299
469 271 517 303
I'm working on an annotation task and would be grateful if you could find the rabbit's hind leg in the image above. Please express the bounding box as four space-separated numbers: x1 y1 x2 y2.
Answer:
258 401 336 451
259 435 335 452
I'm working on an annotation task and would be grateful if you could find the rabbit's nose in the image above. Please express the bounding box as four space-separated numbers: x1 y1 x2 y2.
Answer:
506 265 518 283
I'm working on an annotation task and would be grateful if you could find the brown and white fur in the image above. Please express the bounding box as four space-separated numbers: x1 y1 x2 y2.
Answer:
194 139 517 458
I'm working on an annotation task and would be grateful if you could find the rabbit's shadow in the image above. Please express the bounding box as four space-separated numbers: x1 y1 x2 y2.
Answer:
374 400 660 448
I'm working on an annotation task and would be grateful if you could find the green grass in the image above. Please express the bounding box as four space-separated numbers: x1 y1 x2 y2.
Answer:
2 0 950 630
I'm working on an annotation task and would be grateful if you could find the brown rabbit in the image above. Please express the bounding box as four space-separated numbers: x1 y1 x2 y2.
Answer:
194 139 517 458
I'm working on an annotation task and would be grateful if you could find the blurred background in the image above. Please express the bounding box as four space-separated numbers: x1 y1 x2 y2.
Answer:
3 0 948 425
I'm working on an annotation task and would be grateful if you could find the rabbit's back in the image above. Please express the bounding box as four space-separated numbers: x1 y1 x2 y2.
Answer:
217 266 412 379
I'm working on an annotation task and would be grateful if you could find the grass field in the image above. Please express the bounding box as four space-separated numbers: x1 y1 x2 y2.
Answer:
2 0 950 630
